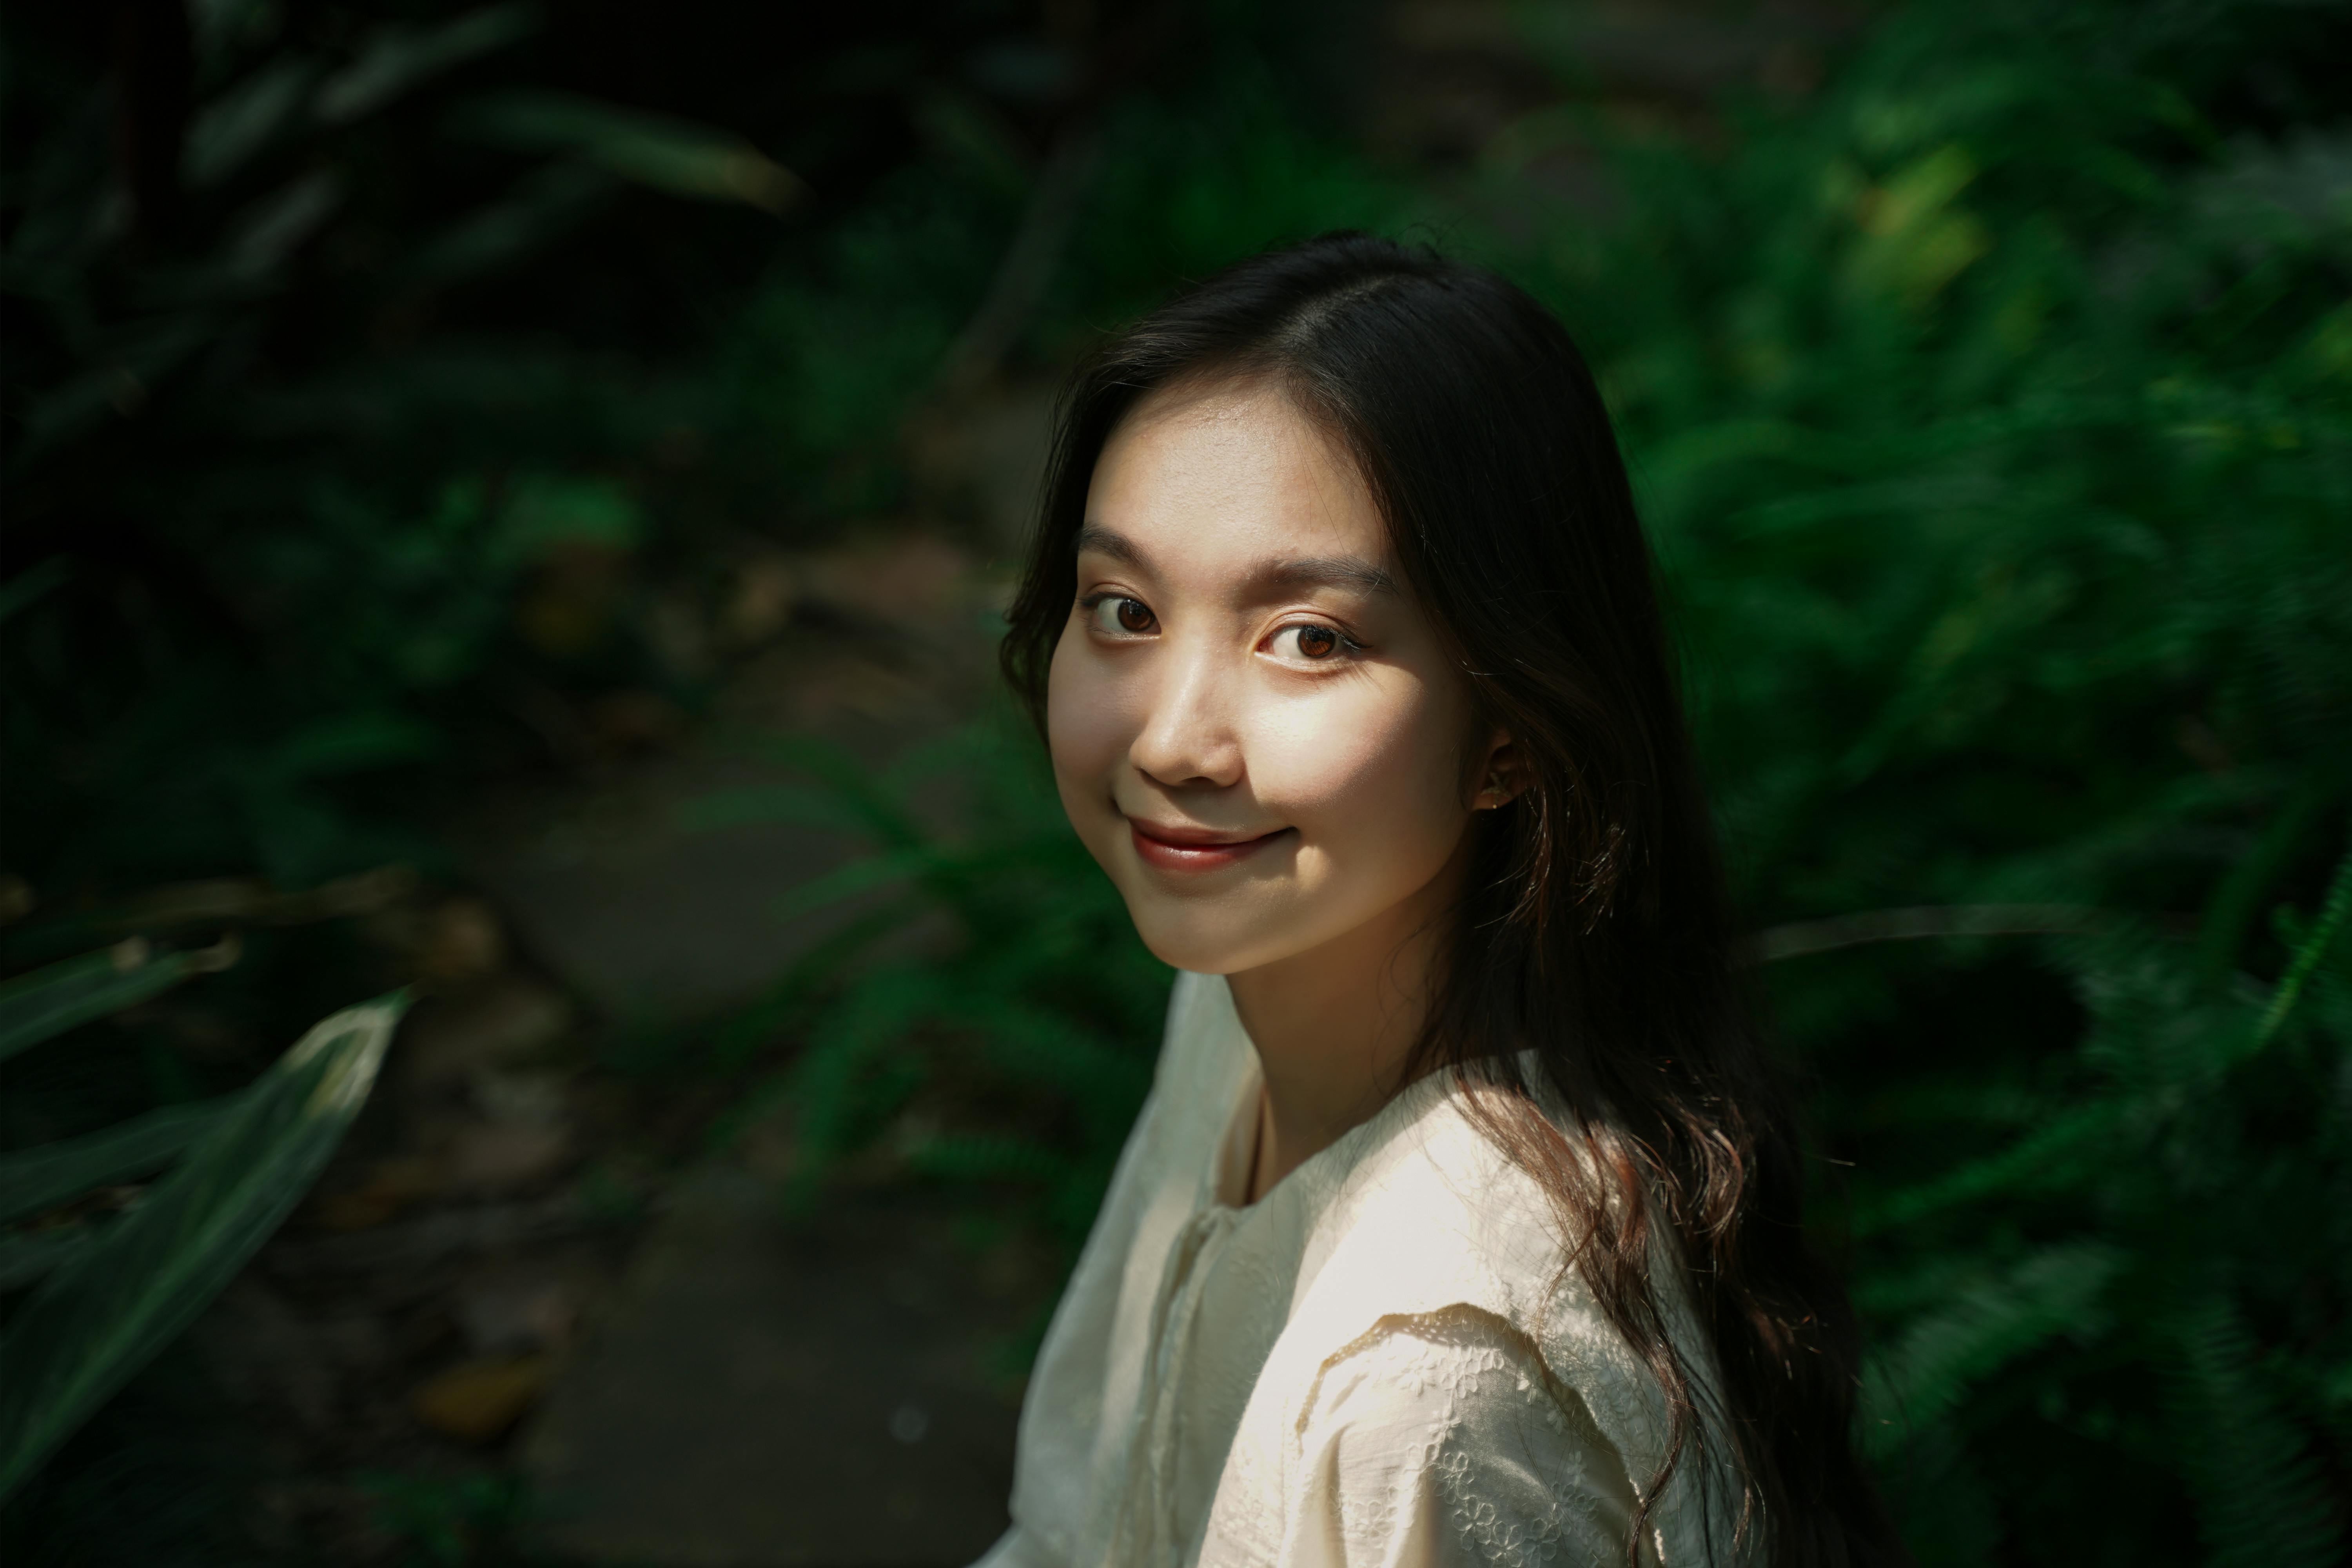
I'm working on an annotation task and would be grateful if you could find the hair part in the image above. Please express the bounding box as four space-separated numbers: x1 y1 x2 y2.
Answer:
1004 232 1904 1568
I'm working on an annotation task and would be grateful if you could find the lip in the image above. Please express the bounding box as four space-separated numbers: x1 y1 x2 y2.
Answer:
1126 817 1294 874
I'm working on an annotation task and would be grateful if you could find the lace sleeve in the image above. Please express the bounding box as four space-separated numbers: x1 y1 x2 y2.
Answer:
1281 1307 1644 1568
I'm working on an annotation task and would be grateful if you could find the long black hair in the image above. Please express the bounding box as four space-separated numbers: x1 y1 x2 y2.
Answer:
1002 232 1903 1567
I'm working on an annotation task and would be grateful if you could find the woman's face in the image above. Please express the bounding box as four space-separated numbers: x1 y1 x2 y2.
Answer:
1046 381 1498 977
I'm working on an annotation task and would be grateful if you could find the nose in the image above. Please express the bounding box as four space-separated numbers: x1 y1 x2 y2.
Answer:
1128 632 1245 790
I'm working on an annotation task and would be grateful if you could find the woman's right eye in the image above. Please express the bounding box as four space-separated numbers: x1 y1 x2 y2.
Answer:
1086 596 1158 637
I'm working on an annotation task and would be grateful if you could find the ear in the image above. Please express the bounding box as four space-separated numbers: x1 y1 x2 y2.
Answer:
1472 728 1528 810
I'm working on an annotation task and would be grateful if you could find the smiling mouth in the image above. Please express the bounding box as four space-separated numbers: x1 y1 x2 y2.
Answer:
1126 818 1294 873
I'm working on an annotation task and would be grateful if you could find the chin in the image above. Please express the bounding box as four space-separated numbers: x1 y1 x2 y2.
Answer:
1120 897 1303 978
1127 915 1250 976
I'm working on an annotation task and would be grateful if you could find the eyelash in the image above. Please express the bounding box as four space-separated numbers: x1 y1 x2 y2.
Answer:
1266 621 1367 662
1074 593 1367 661
1078 592 1156 638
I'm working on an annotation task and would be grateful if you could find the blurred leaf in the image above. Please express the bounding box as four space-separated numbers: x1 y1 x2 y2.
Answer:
742 732 928 851
2254 848 2352 1045
0 559 70 627
675 783 859 836
712 715 1169 1238
2166 1292 2341 1568
267 712 439 778
17 319 217 459
911 91 1033 198
1847 1103 2124 1238
360 1468 528 1566
315 5 539 124
2195 779 2334 977
218 170 344 283
497 472 643 556
0 1099 236 1227
0 993 407 1501
398 162 612 285
907 1132 1065 1185
1844 143 1991 309
185 58 322 186
0 942 226 1065
451 90 803 212
771 848 937 922
1861 1242 2122 1457
0 1228 97 1293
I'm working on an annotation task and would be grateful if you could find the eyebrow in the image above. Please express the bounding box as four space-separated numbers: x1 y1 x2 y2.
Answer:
1264 555 1398 596
1075 524 1147 569
1076 524 1397 597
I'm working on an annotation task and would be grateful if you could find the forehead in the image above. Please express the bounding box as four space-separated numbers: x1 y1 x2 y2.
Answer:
1083 382 1387 568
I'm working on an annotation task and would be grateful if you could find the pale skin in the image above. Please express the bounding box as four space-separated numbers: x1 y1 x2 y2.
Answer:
1045 379 1522 1202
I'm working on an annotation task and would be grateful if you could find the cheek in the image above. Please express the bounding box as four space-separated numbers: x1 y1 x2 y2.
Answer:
1045 628 1133 808
1249 678 1466 863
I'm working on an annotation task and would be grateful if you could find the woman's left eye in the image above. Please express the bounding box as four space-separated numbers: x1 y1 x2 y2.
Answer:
1086 595 1158 636
1269 623 1351 661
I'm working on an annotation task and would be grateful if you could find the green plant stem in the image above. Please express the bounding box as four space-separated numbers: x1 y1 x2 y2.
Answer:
2254 849 2352 1048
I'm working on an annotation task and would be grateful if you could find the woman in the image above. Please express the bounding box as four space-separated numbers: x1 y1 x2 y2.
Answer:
977 234 1900 1567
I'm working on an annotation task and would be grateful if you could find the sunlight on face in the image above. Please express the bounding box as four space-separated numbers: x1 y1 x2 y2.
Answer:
1045 381 1485 977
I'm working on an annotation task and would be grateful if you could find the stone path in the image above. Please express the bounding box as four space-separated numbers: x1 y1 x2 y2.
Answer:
438 527 1043 1566
452 537 1005 1025
522 1167 1042 1566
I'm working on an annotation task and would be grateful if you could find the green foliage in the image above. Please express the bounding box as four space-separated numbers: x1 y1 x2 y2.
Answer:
1846 888 2350 1565
1476 7 2352 1561
0 942 219 1062
0 982 405 1501
359 1469 533 1568
0 1343 260 1568
688 718 1169 1245
0 1098 232 1227
0 2 828 895
2166 1289 2341 1568
1063 69 1424 327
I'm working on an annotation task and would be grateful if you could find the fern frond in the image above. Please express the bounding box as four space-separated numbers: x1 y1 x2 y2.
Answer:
2255 849 2352 1048
1851 1106 2125 1237
2164 1290 2343 1568
1862 1241 2122 1457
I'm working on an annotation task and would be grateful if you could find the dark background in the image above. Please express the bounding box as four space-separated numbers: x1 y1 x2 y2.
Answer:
4 2 2348 1564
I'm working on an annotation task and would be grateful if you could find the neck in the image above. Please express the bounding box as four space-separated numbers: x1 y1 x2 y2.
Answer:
1225 839 1467 1201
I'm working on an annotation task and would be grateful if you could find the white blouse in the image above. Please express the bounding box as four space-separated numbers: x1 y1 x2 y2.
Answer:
972 971 1743 1568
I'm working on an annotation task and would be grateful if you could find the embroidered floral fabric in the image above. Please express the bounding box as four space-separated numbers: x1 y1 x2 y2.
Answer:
1269 1307 1640 1567
971 973 1735 1568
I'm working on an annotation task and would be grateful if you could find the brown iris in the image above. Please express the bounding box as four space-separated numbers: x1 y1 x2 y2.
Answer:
1294 625 1338 658
1116 598 1154 633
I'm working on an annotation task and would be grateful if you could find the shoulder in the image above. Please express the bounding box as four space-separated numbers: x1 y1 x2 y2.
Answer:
1311 1307 1644 1531
1208 1306 1643 1567
1308 1305 1620 1458
1215 1078 1737 1556
1292 1078 1624 1362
